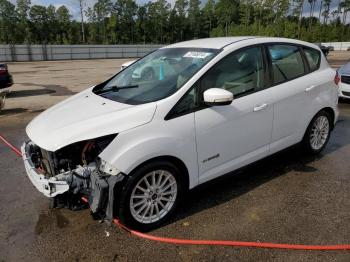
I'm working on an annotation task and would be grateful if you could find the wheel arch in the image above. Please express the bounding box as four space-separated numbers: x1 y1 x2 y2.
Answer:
303 107 335 140
128 155 190 191
321 107 335 129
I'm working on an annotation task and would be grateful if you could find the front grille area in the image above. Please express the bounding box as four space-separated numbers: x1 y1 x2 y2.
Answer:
343 91 350 97
341 75 350 84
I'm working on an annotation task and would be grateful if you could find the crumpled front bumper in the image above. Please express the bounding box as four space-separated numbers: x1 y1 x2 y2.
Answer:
21 142 69 197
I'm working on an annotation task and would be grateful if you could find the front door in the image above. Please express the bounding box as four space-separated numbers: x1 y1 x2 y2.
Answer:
194 46 274 183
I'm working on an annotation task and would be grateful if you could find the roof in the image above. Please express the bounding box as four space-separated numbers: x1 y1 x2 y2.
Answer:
163 37 255 49
162 37 320 51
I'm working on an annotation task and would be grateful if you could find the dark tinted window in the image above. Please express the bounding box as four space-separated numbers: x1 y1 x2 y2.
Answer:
303 47 321 71
268 45 306 84
200 46 265 98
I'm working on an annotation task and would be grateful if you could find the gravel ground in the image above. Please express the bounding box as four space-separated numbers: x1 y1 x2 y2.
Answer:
1 53 350 262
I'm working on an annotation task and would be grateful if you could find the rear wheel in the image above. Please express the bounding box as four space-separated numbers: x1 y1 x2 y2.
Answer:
303 110 332 154
118 160 184 231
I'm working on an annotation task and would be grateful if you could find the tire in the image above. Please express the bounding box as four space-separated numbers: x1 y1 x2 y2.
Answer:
118 160 185 231
302 110 332 154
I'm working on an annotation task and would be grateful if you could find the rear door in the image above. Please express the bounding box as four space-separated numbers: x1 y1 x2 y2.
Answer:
266 44 318 154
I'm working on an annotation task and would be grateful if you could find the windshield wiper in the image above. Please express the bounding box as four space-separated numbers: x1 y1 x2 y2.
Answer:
95 85 139 94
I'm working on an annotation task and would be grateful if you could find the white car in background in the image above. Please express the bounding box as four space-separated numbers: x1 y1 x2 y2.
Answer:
337 63 350 99
22 37 338 231
120 60 136 70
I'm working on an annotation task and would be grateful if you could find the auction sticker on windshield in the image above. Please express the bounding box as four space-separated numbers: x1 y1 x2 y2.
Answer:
183 51 211 59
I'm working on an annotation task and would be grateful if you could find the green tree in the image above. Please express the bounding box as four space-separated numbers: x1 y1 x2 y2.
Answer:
174 0 188 41
29 5 49 43
77 0 86 43
201 0 216 37
322 0 332 24
17 0 31 43
0 0 18 43
56 5 71 43
215 0 239 36
188 0 201 38
114 0 137 43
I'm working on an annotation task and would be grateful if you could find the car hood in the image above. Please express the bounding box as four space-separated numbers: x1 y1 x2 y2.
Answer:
26 88 157 151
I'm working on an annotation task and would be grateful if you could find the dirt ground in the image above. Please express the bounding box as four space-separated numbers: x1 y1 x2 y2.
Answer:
1 52 350 262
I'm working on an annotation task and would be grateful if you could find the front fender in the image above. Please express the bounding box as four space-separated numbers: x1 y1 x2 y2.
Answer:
99 115 198 189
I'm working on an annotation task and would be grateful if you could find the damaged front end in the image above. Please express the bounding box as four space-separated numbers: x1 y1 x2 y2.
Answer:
22 134 127 221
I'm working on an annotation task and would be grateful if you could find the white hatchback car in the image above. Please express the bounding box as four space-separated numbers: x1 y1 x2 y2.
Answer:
22 37 339 231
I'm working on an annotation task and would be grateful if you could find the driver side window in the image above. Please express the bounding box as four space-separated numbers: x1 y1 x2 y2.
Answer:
200 46 265 99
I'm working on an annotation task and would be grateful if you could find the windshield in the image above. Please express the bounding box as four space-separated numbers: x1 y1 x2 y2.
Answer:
93 48 219 105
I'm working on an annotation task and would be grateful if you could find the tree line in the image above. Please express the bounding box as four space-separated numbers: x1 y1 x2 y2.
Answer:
1 0 350 45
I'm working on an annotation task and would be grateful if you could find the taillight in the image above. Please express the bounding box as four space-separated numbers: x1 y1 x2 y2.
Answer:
0 65 7 75
334 71 340 85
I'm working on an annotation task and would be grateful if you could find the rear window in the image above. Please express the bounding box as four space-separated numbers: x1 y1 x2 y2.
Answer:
303 47 321 71
268 45 306 84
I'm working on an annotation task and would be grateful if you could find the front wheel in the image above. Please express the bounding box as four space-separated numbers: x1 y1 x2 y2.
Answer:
118 161 184 231
302 110 332 154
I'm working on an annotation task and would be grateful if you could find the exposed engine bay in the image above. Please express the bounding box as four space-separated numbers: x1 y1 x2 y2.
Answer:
24 134 127 221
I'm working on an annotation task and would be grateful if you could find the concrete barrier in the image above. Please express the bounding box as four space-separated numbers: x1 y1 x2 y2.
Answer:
321 42 350 51
0 44 163 62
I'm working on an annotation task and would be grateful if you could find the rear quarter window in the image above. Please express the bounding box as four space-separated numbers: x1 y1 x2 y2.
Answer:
303 47 321 71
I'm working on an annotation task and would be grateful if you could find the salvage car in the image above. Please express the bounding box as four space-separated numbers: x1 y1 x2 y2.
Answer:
336 62 350 99
22 37 339 231
0 64 13 110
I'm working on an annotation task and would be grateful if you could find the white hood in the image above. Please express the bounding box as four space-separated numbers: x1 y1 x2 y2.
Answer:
26 88 157 151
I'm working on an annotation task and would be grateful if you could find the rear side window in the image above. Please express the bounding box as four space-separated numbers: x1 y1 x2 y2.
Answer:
268 45 306 84
303 47 321 71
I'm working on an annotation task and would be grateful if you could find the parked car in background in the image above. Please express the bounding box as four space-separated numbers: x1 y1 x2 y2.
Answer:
314 43 330 56
337 62 350 99
120 60 137 70
0 64 13 110
22 37 338 231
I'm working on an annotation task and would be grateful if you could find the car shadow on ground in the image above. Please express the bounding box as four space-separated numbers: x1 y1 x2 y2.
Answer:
9 83 77 97
0 108 44 117
167 113 350 227
0 108 27 115
171 147 319 224
7 89 55 98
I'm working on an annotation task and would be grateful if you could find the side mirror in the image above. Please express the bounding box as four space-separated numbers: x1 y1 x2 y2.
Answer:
203 88 233 106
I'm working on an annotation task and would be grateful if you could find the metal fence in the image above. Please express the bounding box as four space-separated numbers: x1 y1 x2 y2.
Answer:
0 44 163 62
1 42 349 62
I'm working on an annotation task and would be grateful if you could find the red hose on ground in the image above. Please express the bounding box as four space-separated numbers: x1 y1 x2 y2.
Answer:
0 134 22 157
1 133 350 251
112 218 350 250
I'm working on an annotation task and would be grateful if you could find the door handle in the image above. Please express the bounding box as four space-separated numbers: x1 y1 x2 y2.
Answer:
305 85 316 92
253 103 268 112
